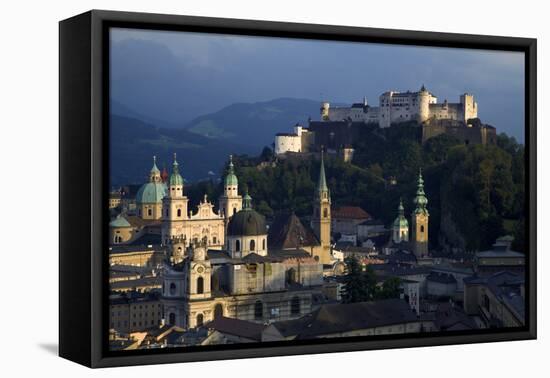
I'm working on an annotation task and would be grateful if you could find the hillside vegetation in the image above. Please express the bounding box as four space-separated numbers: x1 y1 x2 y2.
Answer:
189 123 525 253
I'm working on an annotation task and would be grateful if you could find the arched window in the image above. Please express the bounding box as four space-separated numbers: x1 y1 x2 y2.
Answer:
250 239 256 251
235 239 240 252
177 209 181 217
233 207 237 216
262 238 266 250
420 225 425 233
169 283 176 295
254 300 263 320
196 313 204 327
291 296 301 315
168 313 176 325
197 276 204 294
214 303 223 319
323 208 328 218
213 236 217 244
147 208 152 217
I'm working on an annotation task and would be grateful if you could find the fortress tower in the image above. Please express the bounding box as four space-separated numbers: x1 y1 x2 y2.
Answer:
321 102 330 120
417 84 431 123
411 169 429 257
311 151 332 263
460 93 478 122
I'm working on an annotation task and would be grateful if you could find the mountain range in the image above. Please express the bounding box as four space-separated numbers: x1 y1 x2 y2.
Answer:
110 97 322 186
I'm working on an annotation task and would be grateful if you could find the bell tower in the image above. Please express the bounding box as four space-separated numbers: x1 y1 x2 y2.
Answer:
411 169 429 257
186 240 211 301
162 153 190 245
218 155 242 221
311 151 332 263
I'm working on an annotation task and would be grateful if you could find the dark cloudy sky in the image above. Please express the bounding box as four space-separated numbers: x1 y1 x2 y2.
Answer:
110 28 525 142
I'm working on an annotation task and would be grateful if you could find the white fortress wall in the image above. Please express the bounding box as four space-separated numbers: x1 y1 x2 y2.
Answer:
320 87 477 126
275 134 302 155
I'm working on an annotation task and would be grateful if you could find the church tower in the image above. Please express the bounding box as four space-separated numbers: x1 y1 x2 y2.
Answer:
392 198 409 244
311 151 331 263
162 153 190 245
411 169 429 257
218 155 242 222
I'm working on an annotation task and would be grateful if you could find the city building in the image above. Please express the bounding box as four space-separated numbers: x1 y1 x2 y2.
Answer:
463 271 525 327
159 159 333 330
109 291 163 333
261 299 435 340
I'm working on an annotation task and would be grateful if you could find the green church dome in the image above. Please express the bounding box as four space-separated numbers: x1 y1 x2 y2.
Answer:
224 155 238 186
136 182 167 204
227 194 266 236
393 199 409 228
169 154 184 186
109 215 131 228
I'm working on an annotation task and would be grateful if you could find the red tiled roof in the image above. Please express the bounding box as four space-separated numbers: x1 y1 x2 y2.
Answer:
332 206 371 220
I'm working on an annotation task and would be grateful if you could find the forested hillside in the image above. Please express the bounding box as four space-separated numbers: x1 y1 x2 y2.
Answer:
185 123 525 253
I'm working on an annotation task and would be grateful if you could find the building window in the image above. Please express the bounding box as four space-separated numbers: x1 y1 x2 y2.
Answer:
213 236 217 244
236 239 240 252
169 282 176 295
214 303 223 319
250 239 256 251
323 208 328 218
233 207 237 216
420 225 425 233
177 209 181 217
168 313 175 325
196 313 204 327
262 238 266 250
197 276 204 294
147 208 152 217
291 296 301 315
254 301 263 320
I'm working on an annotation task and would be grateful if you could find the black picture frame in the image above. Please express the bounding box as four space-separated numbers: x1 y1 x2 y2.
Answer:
59 9 537 368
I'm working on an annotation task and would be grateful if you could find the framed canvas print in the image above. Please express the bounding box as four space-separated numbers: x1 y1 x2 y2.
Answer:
59 10 536 368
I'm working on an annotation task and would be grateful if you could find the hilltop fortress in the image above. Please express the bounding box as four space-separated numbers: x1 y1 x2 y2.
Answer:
321 85 477 128
274 85 496 157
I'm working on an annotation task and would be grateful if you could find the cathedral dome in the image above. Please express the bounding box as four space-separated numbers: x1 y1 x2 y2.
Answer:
136 182 167 204
227 209 267 236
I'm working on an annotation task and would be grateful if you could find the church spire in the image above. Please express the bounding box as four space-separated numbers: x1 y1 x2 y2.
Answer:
169 153 184 187
413 168 429 215
224 154 238 187
317 150 328 193
149 155 161 182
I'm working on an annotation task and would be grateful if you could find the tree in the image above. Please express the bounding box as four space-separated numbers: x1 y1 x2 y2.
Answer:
341 256 377 303
376 277 402 299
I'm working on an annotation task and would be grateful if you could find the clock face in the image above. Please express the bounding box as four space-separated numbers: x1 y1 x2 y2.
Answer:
197 266 205 274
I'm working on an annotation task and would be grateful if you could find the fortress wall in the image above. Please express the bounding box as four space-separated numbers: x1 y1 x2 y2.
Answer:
422 123 496 145
308 121 364 150
389 106 418 124
429 103 461 121
275 134 302 154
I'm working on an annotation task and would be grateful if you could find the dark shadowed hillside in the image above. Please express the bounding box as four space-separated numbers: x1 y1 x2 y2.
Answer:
183 98 322 147
109 115 257 186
